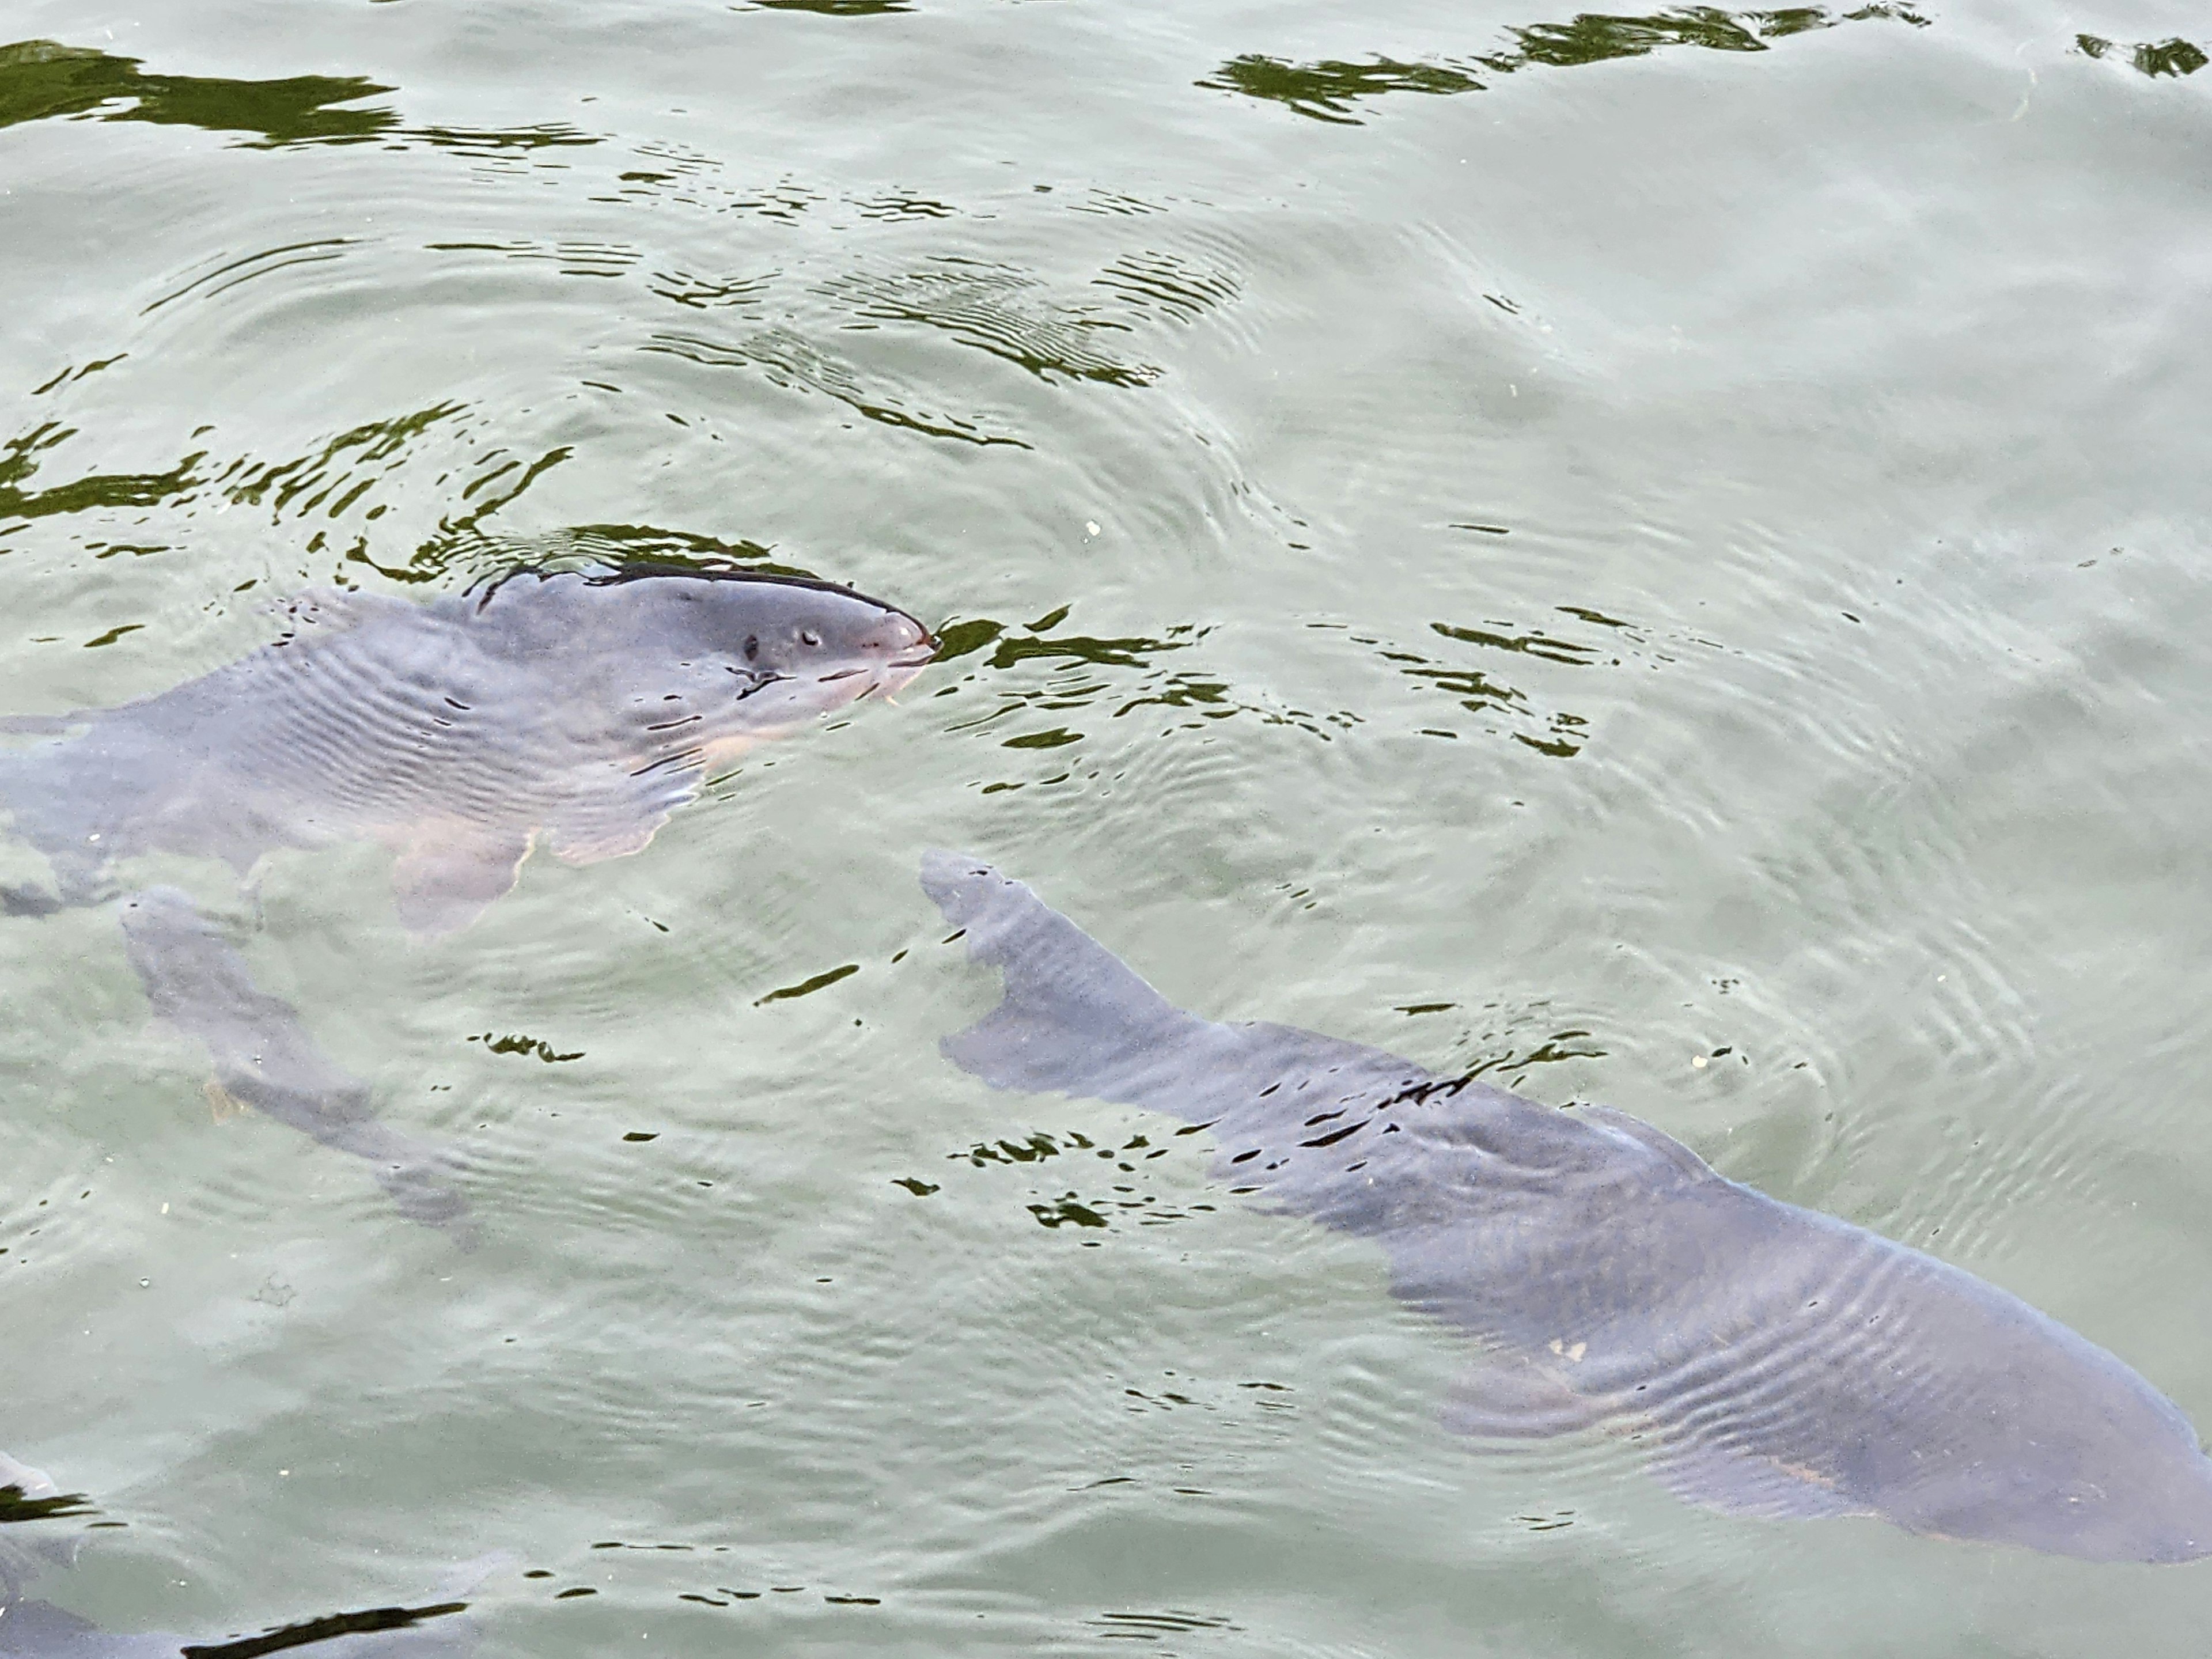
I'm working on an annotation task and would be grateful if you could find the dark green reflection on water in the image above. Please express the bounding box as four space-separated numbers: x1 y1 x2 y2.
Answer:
821 261 1158 390
746 0 913 13
396 522 816 590
1200 4 1929 123
0 39 395 145
1203 57 1485 124
643 327 1028 448
938 609 1358 797
2077 35 2207 78
0 40 598 150
0 422 208 523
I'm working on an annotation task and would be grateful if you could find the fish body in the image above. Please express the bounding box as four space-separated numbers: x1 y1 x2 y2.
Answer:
0 567 928 1227
3 569 932 933
920 853 2212 1563
116 888 471 1237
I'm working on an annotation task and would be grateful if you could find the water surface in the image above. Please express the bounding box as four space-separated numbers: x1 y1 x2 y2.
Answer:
3 1 2210 1653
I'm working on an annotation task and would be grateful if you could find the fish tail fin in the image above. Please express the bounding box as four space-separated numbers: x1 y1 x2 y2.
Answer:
920 851 1213 1105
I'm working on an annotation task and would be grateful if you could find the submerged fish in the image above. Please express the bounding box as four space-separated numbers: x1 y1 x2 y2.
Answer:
118 888 469 1236
919 854 2212 1563
0 1455 498 1659
2 567 934 934
0 567 930 1225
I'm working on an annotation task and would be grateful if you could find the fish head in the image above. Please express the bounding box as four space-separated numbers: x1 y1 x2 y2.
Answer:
1887 1347 2212 1563
500 569 935 747
695 572 937 713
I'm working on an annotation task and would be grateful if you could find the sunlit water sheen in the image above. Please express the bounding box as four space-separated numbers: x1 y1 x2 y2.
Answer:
3 0 2210 1653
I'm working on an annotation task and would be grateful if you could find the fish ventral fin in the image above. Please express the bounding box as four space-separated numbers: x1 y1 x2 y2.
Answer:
1652 1437 1873 1522
1440 1349 1613 1442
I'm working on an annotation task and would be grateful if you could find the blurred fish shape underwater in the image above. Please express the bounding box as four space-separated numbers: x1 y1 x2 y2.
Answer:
920 854 2212 1563
0 566 933 1227
1 1452 502 1659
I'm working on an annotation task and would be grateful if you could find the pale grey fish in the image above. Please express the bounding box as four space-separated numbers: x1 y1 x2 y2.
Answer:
0 1472 503 1659
1 567 931 1226
919 854 2212 1563
2 568 935 933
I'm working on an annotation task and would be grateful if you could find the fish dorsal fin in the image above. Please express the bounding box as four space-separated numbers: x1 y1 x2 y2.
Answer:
386 825 533 937
1570 1101 1724 1185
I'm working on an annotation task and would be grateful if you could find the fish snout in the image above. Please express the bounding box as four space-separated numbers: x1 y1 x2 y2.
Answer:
863 609 937 696
868 608 936 666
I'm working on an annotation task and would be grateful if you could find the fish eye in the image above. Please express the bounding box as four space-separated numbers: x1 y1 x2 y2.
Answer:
800 628 821 647
744 634 759 661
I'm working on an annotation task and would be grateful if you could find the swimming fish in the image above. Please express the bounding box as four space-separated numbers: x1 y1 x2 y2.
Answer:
919 854 2212 1563
0 567 931 1226
2 567 935 934
118 888 470 1237
0 1456 498 1659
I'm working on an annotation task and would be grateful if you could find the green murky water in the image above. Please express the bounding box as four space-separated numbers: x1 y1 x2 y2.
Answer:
4 1 2210 1652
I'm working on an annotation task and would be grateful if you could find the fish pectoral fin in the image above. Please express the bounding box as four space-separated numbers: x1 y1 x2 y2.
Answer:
541 765 699 866
544 813 666 866
203 1078 252 1122
1440 1350 1611 1441
1652 1437 1872 1522
388 830 532 937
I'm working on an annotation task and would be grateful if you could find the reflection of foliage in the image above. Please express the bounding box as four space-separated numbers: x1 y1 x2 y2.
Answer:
0 1481 94 1523
938 606 1355 796
823 259 1157 389
643 327 1028 449
1336 600 1710 759
1092 251 1240 325
1349 612 1613 757
1430 1000 1611 1093
0 400 599 589
415 523 813 590
0 421 209 524
941 1126 1218 1233
748 0 912 13
0 39 395 145
0 40 597 150
423 240 637 279
1199 56 1486 125
2077 35 2207 78
1505 4 1863 65
1200 5 1931 123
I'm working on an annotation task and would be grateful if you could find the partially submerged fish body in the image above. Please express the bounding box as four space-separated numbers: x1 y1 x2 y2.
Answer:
3 569 933 933
0 1457 499 1659
118 888 472 1237
919 854 2212 1563
0 568 927 1230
